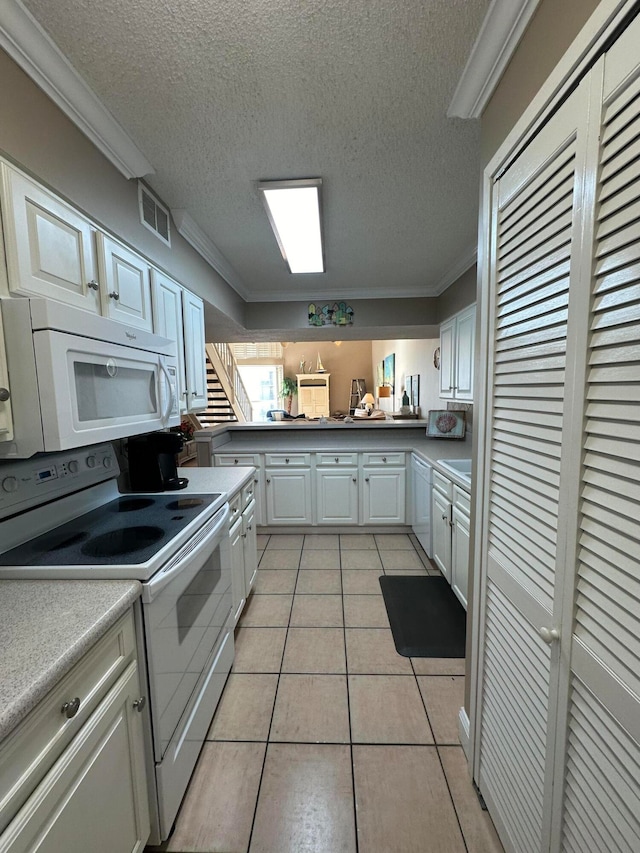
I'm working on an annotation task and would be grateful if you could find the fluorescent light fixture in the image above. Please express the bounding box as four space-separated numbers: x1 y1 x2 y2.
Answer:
258 178 324 274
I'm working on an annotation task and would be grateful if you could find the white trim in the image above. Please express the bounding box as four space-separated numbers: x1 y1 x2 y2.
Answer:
432 245 477 296
458 705 471 759
448 0 542 119
171 209 248 300
0 0 153 179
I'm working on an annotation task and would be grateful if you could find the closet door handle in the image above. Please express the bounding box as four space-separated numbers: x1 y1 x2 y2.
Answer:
539 627 560 645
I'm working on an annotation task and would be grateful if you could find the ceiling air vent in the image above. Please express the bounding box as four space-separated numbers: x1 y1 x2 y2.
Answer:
138 182 171 246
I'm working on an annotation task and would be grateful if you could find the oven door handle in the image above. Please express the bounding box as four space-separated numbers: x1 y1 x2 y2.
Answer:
141 503 230 603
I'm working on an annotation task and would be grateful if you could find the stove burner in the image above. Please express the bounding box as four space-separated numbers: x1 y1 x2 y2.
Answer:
166 498 205 510
39 530 89 551
81 526 165 558
112 498 156 512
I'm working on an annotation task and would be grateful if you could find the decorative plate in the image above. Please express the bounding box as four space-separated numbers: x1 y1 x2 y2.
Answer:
426 409 466 439
433 347 441 369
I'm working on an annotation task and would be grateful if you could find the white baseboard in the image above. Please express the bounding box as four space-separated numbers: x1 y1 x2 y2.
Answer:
458 706 470 759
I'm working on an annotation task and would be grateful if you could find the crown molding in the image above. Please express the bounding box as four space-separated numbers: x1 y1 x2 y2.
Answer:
241 283 445 303
433 245 477 296
447 0 541 119
171 209 248 300
0 0 153 179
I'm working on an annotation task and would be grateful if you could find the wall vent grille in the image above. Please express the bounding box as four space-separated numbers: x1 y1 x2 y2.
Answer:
138 182 170 246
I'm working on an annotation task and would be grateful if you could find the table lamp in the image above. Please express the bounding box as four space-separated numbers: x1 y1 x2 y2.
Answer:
376 385 391 407
360 392 376 414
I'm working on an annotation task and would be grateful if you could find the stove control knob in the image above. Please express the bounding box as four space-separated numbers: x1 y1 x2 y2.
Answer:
68 460 79 474
2 476 18 493
86 455 97 469
103 456 113 469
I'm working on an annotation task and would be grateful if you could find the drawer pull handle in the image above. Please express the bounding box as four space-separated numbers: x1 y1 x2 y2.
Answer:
61 697 81 719
133 696 146 712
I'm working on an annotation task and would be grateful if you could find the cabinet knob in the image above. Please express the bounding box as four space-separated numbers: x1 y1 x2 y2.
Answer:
0 388 10 402
285 458 290 463
539 627 560 645
352 477 357 482
247 524 252 531
234 459 238 464
335 457 339 463
108 291 120 301
382 456 387 462
87 279 100 291
266 478 271 484
133 696 146 712
254 478 259 483
442 513 448 521
365 477 370 483
61 697 81 719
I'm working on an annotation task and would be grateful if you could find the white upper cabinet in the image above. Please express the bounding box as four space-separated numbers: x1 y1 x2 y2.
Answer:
151 270 187 411
181 289 207 412
96 233 153 332
0 165 101 312
439 304 475 401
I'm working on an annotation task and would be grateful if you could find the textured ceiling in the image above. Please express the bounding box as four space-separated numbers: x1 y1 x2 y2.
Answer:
24 0 489 302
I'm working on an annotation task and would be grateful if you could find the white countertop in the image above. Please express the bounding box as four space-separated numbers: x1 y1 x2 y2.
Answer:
0 580 141 741
177 465 255 497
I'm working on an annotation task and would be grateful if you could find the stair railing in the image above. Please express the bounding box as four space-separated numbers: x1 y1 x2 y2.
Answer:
205 343 252 422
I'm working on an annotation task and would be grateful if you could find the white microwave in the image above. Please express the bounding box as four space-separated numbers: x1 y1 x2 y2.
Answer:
0 298 179 458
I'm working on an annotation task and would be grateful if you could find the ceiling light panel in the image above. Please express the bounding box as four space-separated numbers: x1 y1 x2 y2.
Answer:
258 179 324 274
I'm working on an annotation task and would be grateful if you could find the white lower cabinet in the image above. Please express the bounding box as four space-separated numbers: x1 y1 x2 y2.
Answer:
242 500 257 593
228 486 258 627
451 505 470 609
361 468 406 524
265 467 312 525
229 514 246 627
213 455 264 526
431 487 452 582
0 610 149 853
316 468 359 524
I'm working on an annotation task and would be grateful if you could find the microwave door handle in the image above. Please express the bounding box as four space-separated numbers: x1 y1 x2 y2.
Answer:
159 359 174 424
141 503 230 603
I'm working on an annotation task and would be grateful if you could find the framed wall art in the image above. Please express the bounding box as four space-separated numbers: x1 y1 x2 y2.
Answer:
426 409 466 439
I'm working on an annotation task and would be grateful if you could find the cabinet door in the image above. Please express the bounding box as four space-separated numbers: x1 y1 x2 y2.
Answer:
411 457 431 557
431 488 451 581
439 317 456 399
0 308 13 442
454 305 475 401
182 290 207 412
0 663 149 853
242 501 258 593
316 469 358 524
361 468 405 524
451 506 470 609
265 469 312 524
96 233 153 331
0 165 100 312
229 515 246 627
151 270 187 411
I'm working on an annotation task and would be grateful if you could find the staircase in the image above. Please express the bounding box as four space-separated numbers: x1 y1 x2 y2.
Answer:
196 343 252 426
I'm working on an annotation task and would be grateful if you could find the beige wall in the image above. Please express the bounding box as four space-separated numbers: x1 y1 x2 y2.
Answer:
0 49 245 325
437 265 477 322
371 338 440 416
282 341 373 416
480 0 600 165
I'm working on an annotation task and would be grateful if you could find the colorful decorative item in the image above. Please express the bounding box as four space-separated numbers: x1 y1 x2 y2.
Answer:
383 353 395 394
308 302 354 326
426 409 466 439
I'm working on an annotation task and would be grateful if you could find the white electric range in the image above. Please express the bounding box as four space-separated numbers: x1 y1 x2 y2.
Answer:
0 444 233 843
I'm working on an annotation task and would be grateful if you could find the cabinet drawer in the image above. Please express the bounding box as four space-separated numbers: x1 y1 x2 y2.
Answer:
0 610 136 833
242 480 255 508
316 453 358 466
362 452 405 466
453 485 471 516
265 453 310 467
229 491 242 521
433 470 453 500
214 453 261 467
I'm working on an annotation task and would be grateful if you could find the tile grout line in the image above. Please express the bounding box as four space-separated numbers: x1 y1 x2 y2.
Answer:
340 535 360 853
244 534 301 853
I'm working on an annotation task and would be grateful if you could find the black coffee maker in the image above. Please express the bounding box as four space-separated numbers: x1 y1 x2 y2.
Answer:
128 433 189 491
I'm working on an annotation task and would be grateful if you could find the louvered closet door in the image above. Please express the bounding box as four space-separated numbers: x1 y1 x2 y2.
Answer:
475 81 590 853
558 18 640 851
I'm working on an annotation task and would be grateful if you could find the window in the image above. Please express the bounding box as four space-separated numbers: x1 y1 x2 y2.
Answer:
236 364 283 420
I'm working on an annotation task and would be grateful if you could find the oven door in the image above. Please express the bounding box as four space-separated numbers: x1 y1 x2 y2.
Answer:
33 329 179 449
141 503 231 762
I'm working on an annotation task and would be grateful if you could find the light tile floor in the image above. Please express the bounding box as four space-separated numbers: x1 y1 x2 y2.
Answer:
150 533 503 853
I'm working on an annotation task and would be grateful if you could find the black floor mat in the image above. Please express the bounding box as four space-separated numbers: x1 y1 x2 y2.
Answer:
379 575 466 658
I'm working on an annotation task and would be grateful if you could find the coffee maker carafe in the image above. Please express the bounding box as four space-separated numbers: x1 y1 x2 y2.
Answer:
128 433 189 491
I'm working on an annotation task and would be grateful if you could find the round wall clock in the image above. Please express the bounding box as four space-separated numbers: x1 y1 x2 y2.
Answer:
433 347 441 369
